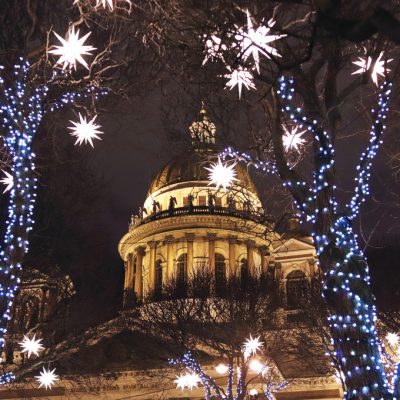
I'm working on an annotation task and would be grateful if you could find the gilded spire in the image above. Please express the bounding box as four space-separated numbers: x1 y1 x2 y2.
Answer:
188 103 216 146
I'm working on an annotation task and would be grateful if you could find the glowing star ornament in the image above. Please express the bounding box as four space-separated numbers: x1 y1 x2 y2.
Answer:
0 170 13 193
386 332 399 347
68 113 103 147
174 372 201 390
243 335 263 359
352 52 392 86
19 335 44 358
203 35 227 65
50 26 96 70
35 367 59 390
282 126 306 152
225 66 256 98
235 10 286 73
205 157 238 190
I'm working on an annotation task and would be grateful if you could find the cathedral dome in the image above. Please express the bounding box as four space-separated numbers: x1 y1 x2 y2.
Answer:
147 149 258 197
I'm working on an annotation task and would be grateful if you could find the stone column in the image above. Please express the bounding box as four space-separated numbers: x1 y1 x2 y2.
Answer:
165 235 174 281
259 245 270 273
246 240 255 275
186 233 195 274
123 261 129 289
207 233 217 272
134 246 146 298
147 240 157 290
127 253 134 291
228 236 237 277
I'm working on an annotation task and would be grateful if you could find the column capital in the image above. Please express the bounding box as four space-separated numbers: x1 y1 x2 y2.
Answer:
228 236 237 244
259 245 270 256
147 240 158 249
164 235 175 244
207 233 217 241
245 239 256 248
185 233 195 242
135 246 146 256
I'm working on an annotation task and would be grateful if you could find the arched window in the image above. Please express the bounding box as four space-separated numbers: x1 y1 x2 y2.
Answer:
286 270 309 309
176 253 187 285
215 253 226 293
154 260 163 296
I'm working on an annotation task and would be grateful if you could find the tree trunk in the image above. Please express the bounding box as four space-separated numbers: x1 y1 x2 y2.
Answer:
320 217 392 399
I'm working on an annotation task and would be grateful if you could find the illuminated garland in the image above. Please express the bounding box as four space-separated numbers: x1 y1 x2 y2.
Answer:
170 336 288 399
221 76 398 399
0 59 103 385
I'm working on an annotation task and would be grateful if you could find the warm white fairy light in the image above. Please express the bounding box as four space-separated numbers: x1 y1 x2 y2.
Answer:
386 332 399 347
235 10 285 73
19 335 44 358
249 388 259 396
352 52 392 86
205 157 238 190
215 363 229 374
174 372 201 390
224 66 256 98
68 113 103 147
282 126 306 152
35 367 59 390
0 170 13 193
249 358 264 373
50 26 96 70
243 335 263 359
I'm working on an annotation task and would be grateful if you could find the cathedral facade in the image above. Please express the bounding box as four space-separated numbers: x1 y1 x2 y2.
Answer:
0 108 343 400
119 108 319 311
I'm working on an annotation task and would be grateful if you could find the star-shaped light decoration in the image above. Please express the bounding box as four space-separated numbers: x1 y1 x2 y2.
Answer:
68 113 103 147
235 10 286 73
205 157 238 191
243 335 263 359
19 335 44 358
50 26 96 70
386 332 399 347
202 35 227 65
174 372 201 390
35 367 59 390
0 170 13 193
225 66 256 98
352 52 392 86
282 126 306 152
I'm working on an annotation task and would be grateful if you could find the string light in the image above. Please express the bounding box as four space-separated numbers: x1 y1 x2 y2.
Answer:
220 75 394 399
170 335 287 399
0 59 105 386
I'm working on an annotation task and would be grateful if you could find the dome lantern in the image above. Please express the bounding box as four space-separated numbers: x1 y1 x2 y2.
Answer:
188 103 216 147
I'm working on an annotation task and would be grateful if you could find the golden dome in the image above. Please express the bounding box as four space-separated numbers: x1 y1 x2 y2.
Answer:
147 149 258 196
